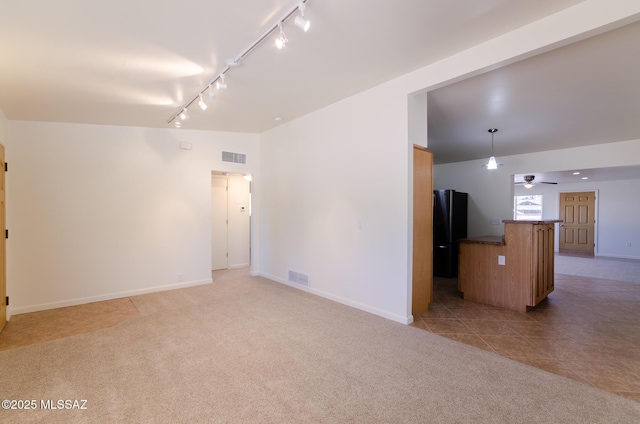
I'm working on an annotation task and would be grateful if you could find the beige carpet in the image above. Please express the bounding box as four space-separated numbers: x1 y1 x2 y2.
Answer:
1 268 639 423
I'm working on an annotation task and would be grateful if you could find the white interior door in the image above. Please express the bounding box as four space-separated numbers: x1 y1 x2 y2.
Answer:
211 175 228 270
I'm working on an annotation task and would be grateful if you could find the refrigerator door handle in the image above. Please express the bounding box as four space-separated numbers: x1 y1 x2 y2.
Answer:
436 245 449 249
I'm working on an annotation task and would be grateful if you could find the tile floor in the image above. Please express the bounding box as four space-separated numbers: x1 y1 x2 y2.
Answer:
411 270 640 402
0 298 139 351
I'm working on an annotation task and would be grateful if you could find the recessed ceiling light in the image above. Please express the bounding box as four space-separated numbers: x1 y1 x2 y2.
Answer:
582 177 589 180
274 116 282 121
573 172 580 175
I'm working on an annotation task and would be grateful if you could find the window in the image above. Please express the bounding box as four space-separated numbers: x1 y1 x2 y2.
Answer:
514 195 543 221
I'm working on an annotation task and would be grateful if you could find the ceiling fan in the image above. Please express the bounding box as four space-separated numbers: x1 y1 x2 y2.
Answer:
515 175 557 189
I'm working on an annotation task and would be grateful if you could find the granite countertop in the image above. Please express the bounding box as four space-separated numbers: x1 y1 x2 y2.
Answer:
459 221 562 246
458 235 505 245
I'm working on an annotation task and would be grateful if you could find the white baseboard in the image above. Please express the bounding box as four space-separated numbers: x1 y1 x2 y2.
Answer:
229 263 250 269
259 272 413 325
9 278 213 317
596 253 640 260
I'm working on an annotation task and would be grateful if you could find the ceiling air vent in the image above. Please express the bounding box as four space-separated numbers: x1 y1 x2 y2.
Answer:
221 151 247 164
288 269 310 287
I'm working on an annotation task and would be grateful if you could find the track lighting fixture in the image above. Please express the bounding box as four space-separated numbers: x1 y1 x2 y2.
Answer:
216 74 227 90
294 1 310 31
167 0 312 127
198 94 207 110
275 22 288 49
482 128 502 170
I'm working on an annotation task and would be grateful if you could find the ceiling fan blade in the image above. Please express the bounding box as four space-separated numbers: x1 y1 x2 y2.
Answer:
540 182 558 184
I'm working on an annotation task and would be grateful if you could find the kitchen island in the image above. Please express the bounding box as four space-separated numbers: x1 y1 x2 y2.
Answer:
458 220 561 313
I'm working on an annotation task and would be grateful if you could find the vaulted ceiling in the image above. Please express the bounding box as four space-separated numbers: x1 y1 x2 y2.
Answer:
1 0 584 133
427 19 640 165
2 1 639 183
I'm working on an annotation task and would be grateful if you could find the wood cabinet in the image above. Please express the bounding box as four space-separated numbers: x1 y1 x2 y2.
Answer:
458 220 559 313
532 224 555 305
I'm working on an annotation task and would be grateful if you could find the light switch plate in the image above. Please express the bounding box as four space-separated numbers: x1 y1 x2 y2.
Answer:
498 255 506 266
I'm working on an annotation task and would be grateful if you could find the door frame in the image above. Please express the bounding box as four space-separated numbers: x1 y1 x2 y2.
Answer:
211 173 230 270
411 146 433 316
0 143 5 332
558 190 598 256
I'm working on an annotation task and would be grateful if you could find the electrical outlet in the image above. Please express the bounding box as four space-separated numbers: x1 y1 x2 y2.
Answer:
177 273 184 282
344 287 351 298
626 242 632 247
498 255 506 266
491 218 501 225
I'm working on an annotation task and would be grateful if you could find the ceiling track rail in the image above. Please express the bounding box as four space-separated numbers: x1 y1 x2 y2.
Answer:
167 0 311 125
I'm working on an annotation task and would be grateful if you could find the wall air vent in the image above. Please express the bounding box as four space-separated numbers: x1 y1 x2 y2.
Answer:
221 151 247 164
288 269 310 287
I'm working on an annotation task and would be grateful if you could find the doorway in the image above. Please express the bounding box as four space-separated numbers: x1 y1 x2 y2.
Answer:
559 191 596 256
211 172 251 271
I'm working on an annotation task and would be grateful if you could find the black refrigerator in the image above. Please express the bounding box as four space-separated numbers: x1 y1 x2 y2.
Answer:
433 190 468 278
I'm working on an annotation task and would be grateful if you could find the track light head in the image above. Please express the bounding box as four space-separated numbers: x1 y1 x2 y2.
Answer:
275 22 288 49
179 108 189 120
216 74 227 90
208 84 215 99
198 94 207 110
295 1 310 31
174 120 182 128
294 15 310 31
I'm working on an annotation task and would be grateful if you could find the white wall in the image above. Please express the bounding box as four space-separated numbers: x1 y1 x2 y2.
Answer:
435 139 640 239
514 175 640 259
257 2 640 323
260 81 411 323
7 121 259 315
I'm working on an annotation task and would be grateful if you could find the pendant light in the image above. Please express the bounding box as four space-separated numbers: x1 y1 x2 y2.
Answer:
483 128 503 169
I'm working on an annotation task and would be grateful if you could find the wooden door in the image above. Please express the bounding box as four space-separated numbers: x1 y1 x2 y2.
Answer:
559 191 595 254
211 175 229 270
412 146 433 315
0 144 5 332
